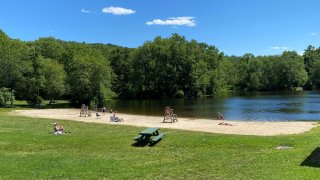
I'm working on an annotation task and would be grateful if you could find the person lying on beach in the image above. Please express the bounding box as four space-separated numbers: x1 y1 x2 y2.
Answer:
218 122 235 126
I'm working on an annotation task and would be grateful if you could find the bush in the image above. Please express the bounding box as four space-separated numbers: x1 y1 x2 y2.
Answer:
174 90 185 98
0 94 5 106
0 88 13 107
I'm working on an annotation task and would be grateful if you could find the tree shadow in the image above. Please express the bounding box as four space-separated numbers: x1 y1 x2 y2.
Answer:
300 147 320 167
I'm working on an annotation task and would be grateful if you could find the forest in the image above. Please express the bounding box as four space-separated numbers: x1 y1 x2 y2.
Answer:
0 29 320 106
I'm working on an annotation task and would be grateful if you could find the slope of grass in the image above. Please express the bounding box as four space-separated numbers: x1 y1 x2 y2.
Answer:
0 110 320 179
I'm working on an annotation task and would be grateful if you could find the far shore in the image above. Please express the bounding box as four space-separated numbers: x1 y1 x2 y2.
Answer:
12 108 318 136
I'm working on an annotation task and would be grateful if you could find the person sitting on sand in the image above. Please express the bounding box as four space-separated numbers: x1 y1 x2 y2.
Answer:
110 113 124 122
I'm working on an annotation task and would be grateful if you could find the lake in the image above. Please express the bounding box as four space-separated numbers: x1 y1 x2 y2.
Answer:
105 91 320 121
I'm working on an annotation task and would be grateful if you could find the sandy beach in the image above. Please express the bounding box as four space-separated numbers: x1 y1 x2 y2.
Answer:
13 108 318 136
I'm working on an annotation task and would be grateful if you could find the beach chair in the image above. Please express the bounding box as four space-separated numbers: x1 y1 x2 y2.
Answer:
163 107 171 122
80 109 86 117
172 114 178 122
163 106 177 123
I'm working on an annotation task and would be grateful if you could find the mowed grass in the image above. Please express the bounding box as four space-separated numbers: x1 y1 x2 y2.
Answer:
1 110 320 179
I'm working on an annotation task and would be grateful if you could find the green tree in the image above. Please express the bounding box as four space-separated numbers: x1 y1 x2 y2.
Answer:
33 37 66 60
303 45 320 89
279 51 308 89
39 57 66 103
248 73 260 90
24 54 46 106
131 34 221 98
309 60 320 89
109 47 133 97
68 51 114 105
0 31 31 104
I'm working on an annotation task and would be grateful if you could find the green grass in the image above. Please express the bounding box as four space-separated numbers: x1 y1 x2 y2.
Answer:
1 110 320 179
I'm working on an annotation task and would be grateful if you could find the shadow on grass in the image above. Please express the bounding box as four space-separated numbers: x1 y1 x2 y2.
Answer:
300 147 320 168
131 140 161 147
11 101 75 109
132 141 149 147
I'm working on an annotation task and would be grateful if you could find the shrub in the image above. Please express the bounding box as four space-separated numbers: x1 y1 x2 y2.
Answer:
174 90 185 98
0 88 13 107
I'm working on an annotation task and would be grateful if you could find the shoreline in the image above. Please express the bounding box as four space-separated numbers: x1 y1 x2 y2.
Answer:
12 108 318 136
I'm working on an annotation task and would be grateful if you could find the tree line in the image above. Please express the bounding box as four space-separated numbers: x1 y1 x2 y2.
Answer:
0 29 319 106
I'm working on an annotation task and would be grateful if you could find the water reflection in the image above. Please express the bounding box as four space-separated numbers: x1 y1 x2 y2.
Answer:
106 91 320 121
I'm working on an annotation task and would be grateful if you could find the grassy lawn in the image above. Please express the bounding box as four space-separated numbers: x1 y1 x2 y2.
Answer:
1 109 320 179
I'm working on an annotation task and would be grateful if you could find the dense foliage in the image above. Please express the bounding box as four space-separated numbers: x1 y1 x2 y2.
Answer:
0 29 319 104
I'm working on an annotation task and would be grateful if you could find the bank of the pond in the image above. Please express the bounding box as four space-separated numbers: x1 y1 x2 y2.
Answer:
12 109 318 136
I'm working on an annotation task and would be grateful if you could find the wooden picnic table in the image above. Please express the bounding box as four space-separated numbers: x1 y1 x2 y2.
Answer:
134 127 165 144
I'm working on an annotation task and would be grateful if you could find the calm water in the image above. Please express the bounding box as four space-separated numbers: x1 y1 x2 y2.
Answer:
105 91 320 121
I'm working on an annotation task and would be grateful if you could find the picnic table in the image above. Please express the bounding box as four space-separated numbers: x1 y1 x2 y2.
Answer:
133 127 165 144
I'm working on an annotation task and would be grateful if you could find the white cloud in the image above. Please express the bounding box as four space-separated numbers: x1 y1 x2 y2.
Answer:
146 17 196 27
102 6 135 15
297 51 304 56
81 9 91 13
311 32 318 36
271 46 290 50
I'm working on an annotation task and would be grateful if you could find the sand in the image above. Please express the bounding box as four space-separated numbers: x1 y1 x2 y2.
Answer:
12 108 318 136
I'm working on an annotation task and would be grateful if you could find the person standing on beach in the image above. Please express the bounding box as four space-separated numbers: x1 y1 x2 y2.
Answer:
102 106 106 114
217 112 224 120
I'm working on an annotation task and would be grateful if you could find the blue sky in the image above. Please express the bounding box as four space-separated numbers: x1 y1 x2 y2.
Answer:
1 0 320 56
